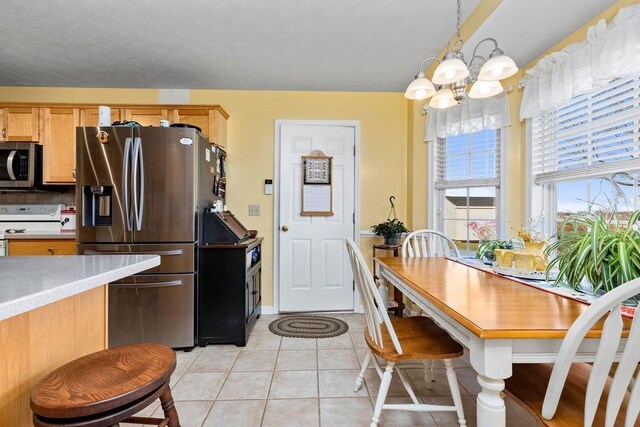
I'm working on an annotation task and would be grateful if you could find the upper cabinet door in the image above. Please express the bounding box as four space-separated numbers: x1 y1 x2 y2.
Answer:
170 109 211 139
170 108 227 146
40 107 80 184
2 107 39 141
211 110 227 147
80 107 122 127
123 108 169 127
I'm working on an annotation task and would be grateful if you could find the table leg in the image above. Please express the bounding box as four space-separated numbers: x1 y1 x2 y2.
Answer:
393 286 404 318
476 375 506 427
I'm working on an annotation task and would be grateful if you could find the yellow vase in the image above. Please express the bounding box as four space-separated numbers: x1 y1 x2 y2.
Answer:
524 241 547 271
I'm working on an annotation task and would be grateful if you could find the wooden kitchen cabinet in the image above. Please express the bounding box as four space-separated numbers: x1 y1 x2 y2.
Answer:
122 108 169 127
0 107 39 142
8 239 76 256
39 108 80 183
80 107 122 127
169 108 227 146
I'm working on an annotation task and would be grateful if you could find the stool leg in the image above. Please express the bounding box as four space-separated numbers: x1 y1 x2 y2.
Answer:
159 386 180 427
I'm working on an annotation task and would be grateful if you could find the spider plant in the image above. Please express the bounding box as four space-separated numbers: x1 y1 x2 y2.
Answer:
546 210 640 295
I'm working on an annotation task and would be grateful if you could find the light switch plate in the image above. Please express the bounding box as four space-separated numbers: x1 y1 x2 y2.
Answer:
249 204 261 216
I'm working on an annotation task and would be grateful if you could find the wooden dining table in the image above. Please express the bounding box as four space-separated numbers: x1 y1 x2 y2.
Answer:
374 256 631 427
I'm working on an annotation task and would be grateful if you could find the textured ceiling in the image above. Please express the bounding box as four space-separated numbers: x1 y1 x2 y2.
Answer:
461 0 619 73
0 0 620 91
0 0 478 91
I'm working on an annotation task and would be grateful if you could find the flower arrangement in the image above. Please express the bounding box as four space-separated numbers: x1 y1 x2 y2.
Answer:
467 220 497 241
513 215 548 243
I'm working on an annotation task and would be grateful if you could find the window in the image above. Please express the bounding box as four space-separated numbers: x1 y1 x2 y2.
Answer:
432 129 504 252
529 76 640 230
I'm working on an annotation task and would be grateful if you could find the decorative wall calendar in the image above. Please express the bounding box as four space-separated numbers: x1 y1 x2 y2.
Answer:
301 151 333 216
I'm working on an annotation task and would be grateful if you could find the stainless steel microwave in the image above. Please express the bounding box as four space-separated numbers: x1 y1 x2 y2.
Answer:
0 142 41 189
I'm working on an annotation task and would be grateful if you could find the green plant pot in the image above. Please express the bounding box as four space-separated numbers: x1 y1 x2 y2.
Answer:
384 234 401 246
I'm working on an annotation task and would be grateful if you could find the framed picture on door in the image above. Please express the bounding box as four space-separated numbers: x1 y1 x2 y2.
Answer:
301 151 333 216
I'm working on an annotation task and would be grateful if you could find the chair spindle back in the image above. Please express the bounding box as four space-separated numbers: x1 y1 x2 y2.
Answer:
345 238 403 355
542 277 640 426
402 229 461 258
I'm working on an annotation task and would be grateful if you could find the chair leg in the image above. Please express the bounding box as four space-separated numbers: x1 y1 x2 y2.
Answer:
423 360 433 389
355 350 371 392
443 359 466 427
371 361 395 427
159 385 180 427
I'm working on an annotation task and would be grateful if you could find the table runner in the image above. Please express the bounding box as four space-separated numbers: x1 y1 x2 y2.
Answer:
448 256 636 319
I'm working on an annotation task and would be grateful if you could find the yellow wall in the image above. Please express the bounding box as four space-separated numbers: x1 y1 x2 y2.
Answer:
0 87 407 308
0 0 632 309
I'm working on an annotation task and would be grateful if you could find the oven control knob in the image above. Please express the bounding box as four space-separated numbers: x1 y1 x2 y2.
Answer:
0 207 6 214
40 207 46 214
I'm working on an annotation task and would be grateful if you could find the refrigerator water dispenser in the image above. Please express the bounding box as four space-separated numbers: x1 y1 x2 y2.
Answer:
82 185 113 226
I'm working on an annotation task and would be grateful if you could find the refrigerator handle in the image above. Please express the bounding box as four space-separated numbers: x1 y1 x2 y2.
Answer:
110 280 183 289
123 137 133 231
132 137 142 231
137 137 145 231
84 249 183 256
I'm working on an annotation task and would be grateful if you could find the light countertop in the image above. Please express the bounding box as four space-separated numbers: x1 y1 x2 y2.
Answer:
0 231 76 240
0 255 159 321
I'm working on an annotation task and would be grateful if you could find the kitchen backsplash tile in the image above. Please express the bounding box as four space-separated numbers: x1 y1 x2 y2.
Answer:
0 189 75 207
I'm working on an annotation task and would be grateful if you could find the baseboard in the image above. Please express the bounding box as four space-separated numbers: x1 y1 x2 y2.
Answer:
260 306 276 315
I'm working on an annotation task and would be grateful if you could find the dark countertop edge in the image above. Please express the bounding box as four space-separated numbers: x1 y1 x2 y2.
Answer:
199 237 263 250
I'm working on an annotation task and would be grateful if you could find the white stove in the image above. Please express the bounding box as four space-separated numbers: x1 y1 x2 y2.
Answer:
0 204 64 255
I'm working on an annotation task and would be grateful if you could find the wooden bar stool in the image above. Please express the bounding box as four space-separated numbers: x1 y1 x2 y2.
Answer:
30 343 180 427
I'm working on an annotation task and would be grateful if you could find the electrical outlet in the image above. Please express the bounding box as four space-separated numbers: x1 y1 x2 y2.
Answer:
249 204 261 216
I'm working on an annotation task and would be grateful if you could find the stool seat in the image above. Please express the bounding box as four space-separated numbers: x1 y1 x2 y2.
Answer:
31 343 176 420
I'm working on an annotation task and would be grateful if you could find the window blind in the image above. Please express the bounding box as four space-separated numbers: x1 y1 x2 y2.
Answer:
435 129 500 190
532 76 640 184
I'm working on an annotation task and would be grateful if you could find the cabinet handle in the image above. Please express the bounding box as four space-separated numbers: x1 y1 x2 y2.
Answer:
48 248 54 254
72 169 76 179
1 128 6 139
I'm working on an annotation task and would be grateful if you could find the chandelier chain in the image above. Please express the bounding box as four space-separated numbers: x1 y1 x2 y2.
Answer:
456 0 461 43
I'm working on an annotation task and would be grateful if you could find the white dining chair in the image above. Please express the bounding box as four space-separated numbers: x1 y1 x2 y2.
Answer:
402 229 461 258
401 229 461 386
345 238 467 427
505 277 640 426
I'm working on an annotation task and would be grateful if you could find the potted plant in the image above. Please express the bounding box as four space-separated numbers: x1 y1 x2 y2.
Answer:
476 239 514 264
546 210 640 296
371 218 409 246
467 221 504 263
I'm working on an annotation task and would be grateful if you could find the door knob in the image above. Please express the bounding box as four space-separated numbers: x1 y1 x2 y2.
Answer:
281 225 289 232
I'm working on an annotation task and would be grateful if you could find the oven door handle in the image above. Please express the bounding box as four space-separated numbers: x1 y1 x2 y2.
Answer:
109 280 183 289
83 249 183 256
6 150 17 181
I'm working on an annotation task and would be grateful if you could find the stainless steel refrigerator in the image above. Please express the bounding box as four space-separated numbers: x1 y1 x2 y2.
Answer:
76 126 220 349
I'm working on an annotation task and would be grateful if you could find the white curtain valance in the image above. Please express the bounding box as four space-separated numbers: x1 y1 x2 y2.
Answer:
520 4 640 120
424 92 510 142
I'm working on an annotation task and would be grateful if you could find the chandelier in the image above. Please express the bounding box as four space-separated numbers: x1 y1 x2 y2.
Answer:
404 0 518 108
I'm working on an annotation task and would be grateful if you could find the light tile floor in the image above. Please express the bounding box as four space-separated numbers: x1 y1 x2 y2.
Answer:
127 314 538 427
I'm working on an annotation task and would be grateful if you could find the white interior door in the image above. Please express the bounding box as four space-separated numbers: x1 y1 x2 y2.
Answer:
278 123 356 312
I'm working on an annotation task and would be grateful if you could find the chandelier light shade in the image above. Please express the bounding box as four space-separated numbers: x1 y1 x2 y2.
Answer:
469 79 503 99
404 74 436 100
429 87 457 109
432 58 470 85
477 54 518 81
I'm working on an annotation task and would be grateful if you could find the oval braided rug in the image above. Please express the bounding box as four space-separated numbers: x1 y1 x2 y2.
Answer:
268 315 349 338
